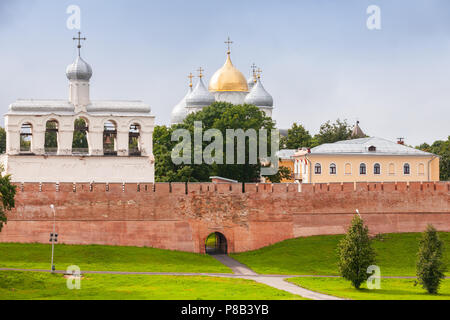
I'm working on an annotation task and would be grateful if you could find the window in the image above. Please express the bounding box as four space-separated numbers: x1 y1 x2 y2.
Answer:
103 121 117 156
330 163 337 175
368 146 377 152
360 163 367 175
404 163 410 175
374 163 381 175
72 118 89 155
314 163 322 175
345 163 352 175
45 120 58 154
20 123 33 153
129 124 142 156
389 163 395 175
418 163 425 175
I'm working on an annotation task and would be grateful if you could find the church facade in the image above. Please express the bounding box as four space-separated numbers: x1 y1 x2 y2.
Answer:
0 33 155 183
171 39 274 125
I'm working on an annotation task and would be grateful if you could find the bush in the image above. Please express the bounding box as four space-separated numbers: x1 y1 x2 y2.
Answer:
338 215 376 289
416 225 446 294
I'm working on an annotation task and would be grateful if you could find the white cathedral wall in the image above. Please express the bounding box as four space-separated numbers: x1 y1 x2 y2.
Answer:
214 91 248 105
1 155 154 183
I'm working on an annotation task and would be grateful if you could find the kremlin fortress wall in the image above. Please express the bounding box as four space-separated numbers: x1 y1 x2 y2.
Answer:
0 181 449 253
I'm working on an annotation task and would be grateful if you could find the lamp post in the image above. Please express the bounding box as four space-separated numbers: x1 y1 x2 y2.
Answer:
49 204 58 273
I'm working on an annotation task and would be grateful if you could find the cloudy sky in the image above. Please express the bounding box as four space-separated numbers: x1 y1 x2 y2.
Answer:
1 0 449 146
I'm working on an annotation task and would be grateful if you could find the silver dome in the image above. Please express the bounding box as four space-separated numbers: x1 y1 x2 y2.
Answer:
244 78 273 107
66 56 93 81
171 87 192 125
247 76 255 91
186 78 215 108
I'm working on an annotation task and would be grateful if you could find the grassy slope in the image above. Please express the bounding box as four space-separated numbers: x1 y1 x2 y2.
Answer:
232 233 450 276
0 271 304 300
287 277 450 300
0 243 231 273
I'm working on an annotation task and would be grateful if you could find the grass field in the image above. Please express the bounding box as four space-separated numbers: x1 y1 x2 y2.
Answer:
0 243 231 273
231 233 450 276
287 277 450 300
0 271 304 300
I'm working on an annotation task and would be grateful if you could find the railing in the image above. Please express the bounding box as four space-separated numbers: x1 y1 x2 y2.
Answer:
72 148 89 155
129 148 142 157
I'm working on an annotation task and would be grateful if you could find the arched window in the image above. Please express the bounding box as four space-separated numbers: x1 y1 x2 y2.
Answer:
314 163 322 175
404 163 411 175
418 163 425 175
45 120 58 154
360 163 367 175
72 118 89 155
20 123 33 153
345 163 352 175
389 163 395 175
129 124 141 156
374 163 381 175
330 163 337 175
103 121 117 156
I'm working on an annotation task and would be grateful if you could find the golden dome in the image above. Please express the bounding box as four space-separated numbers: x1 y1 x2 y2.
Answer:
209 53 249 92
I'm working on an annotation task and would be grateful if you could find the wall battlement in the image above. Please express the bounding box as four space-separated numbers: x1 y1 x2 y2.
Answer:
1 181 449 253
14 181 450 194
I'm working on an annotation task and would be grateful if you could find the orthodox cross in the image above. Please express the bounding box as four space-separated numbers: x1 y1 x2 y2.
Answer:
73 31 86 56
197 67 204 79
225 37 233 54
251 63 258 82
257 68 262 79
188 73 194 87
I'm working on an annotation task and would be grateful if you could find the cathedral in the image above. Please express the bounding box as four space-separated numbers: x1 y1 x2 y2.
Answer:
171 38 274 125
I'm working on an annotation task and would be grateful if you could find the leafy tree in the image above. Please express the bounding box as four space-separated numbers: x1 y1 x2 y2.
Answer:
313 119 353 147
72 119 88 149
264 166 292 183
417 136 450 181
154 102 279 182
337 215 376 289
416 225 446 294
280 123 312 149
45 121 58 150
0 127 6 154
0 168 17 232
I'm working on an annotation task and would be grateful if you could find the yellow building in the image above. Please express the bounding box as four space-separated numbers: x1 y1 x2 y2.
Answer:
292 137 440 183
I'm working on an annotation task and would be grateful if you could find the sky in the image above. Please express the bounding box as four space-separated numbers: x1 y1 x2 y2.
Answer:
0 0 449 146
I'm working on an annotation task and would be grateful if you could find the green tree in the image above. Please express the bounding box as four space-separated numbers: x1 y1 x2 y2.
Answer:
263 166 292 183
280 123 312 149
72 119 88 149
0 127 6 154
0 168 17 232
337 215 376 289
416 225 446 294
154 102 278 182
44 121 58 151
313 119 353 147
417 136 450 181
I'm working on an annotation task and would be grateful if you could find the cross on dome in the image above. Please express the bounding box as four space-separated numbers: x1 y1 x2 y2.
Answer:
225 37 233 54
73 31 87 57
197 67 204 79
188 72 194 87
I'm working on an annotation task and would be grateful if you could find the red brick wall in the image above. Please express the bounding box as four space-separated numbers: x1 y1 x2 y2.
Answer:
0 182 449 253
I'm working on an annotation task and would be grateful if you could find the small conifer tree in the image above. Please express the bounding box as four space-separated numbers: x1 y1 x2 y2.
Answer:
416 225 446 294
338 214 376 289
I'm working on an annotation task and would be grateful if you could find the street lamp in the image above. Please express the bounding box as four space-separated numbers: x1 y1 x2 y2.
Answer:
49 204 58 273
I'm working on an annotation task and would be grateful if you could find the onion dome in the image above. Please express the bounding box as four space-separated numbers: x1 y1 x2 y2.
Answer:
171 86 193 125
186 76 215 108
244 77 273 108
66 56 92 81
209 52 248 92
247 75 256 91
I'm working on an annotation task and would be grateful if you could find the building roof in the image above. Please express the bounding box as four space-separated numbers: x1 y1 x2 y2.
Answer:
7 99 152 117
276 149 297 160
310 137 434 156
351 121 366 139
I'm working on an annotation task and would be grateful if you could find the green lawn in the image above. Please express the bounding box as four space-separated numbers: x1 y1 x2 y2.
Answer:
0 271 304 300
0 243 231 273
232 233 450 276
287 277 450 300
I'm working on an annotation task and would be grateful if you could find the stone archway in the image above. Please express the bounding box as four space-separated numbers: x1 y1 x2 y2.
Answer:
205 232 228 255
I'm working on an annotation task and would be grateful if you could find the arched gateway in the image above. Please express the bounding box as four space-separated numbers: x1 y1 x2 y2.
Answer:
205 232 228 255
